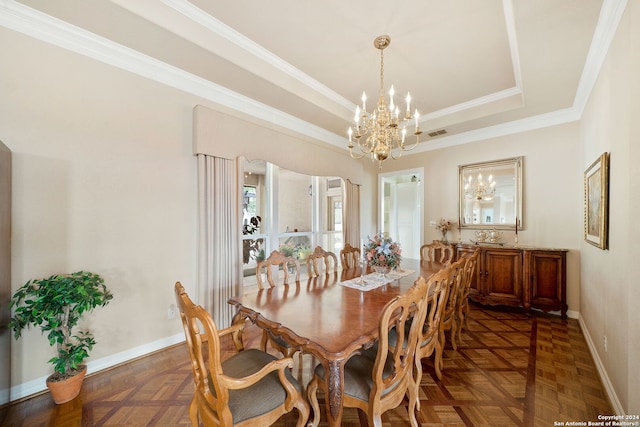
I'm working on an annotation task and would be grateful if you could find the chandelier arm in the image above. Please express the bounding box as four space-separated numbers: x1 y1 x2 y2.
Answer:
399 136 420 151
348 146 366 159
389 149 403 160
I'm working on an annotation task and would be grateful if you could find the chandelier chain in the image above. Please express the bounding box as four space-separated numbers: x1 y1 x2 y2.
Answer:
379 48 384 97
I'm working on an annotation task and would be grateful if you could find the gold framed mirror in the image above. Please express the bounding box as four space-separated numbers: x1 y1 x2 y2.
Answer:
458 157 523 230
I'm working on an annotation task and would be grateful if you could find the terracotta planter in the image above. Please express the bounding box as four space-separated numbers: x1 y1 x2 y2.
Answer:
46 365 87 404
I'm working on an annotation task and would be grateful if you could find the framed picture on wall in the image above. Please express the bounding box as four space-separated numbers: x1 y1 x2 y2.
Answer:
584 152 610 249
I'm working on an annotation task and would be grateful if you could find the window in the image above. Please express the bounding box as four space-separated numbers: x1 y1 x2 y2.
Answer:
242 159 343 282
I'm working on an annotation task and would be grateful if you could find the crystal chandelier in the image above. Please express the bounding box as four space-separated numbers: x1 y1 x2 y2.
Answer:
464 172 496 201
347 35 422 169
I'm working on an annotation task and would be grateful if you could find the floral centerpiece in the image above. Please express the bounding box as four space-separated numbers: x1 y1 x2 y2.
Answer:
434 218 454 242
363 232 402 273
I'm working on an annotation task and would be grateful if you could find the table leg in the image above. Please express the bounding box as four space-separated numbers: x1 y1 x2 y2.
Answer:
324 360 345 427
230 311 246 351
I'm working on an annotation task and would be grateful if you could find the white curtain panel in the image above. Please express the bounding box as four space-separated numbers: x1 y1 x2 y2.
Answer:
343 179 361 247
197 154 242 327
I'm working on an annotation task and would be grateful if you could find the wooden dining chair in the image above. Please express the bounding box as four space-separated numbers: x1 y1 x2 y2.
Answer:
255 250 300 357
174 282 310 427
255 250 300 290
410 267 451 414
453 249 479 346
306 277 430 427
420 241 454 264
434 257 466 379
340 242 361 269
306 245 338 277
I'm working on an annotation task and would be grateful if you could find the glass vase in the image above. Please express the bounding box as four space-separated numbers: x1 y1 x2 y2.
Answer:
372 265 390 278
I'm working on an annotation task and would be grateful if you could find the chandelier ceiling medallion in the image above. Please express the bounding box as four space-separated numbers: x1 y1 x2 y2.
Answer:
347 35 422 169
464 172 496 201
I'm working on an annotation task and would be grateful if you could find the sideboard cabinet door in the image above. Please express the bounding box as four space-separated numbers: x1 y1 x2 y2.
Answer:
482 249 523 305
525 250 567 318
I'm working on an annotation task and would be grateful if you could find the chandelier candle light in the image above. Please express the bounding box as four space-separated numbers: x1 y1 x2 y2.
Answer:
464 172 496 201
347 35 422 169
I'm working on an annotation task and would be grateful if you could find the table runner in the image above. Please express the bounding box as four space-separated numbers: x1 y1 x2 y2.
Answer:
339 269 415 291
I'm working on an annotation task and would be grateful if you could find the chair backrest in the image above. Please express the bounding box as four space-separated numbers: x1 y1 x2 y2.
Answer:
174 282 229 424
420 241 454 263
255 250 300 290
442 257 466 323
458 249 479 303
340 243 361 269
416 267 452 356
370 277 430 403
306 245 338 277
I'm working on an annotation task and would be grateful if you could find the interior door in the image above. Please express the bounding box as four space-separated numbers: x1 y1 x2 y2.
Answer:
379 169 423 260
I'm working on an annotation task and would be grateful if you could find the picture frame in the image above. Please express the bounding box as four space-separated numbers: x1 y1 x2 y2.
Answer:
584 152 609 249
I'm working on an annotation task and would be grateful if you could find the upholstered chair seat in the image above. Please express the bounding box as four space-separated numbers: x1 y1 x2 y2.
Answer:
217 349 304 424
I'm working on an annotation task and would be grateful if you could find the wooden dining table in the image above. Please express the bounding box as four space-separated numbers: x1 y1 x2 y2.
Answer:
228 258 444 427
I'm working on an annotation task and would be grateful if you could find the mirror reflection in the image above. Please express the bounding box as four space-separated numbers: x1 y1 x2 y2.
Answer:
458 157 522 229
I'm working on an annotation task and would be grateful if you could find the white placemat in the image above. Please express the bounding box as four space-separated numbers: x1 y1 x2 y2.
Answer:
340 269 415 291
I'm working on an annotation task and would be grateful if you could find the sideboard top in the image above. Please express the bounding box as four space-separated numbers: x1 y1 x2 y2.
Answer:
456 242 569 252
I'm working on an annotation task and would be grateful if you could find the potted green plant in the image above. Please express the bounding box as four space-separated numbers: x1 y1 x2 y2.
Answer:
9 271 113 404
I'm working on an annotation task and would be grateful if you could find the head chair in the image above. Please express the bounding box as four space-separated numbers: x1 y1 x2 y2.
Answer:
174 282 309 426
420 241 454 264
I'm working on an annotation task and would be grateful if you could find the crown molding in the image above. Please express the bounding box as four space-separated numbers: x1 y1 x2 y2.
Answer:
0 0 627 153
413 107 582 153
572 0 628 114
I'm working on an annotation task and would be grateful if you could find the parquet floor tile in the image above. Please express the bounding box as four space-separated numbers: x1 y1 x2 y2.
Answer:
2 304 613 426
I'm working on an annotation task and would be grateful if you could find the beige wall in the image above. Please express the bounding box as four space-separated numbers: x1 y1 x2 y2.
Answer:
1 28 197 388
579 1 639 414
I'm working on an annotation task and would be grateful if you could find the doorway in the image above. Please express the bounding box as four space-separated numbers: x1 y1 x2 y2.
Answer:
378 168 424 260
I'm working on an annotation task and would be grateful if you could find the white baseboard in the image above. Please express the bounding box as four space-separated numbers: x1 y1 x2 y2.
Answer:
567 309 579 319
578 315 624 414
10 333 185 402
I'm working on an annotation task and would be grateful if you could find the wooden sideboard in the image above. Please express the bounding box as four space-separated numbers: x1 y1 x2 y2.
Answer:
455 243 567 318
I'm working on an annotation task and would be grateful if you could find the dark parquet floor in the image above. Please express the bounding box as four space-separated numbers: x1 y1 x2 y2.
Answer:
2 304 612 426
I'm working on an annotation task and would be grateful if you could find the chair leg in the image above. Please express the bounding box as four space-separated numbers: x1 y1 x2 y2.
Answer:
293 396 311 427
413 356 423 411
435 331 444 380
450 318 458 351
454 311 462 346
306 377 321 427
188 397 199 427
464 304 470 331
408 356 422 425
